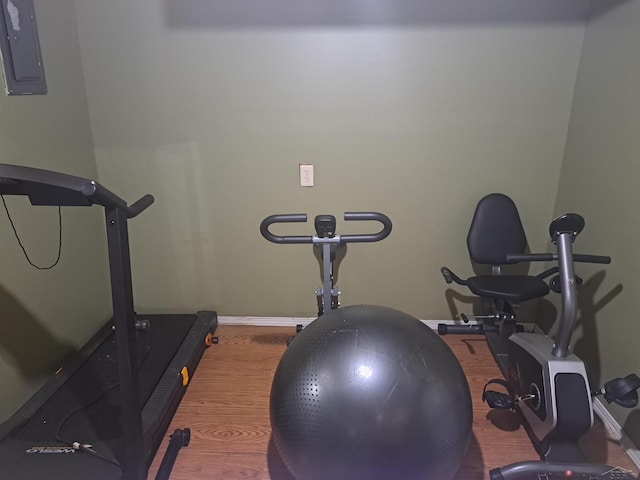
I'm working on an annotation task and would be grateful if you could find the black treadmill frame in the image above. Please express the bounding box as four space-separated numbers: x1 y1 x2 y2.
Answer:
0 164 215 480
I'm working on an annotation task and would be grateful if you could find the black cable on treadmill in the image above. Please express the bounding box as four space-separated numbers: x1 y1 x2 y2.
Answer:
54 345 152 471
1 195 63 269
54 379 123 470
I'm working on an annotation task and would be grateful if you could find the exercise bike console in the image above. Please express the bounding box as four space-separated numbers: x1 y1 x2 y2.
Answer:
489 214 638 479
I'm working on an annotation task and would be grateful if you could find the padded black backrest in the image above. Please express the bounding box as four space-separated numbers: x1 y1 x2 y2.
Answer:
466 193 527 265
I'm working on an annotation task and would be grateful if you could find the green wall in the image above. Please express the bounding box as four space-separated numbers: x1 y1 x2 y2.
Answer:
555 0 640 442
74 0 588 319
0 1 110 421
2 0 637 449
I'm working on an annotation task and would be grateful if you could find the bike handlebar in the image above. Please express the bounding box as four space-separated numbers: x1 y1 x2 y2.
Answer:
260 212 392 244
506 253 611 265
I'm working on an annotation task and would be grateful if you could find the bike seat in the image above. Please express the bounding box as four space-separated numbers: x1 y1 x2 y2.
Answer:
453 193 552 306
467 275 549 303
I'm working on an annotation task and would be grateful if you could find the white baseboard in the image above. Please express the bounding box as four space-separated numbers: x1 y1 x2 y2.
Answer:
217 315 452 330
218 316 316 327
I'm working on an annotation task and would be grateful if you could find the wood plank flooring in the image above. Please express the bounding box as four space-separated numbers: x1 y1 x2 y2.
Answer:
148 325 637 479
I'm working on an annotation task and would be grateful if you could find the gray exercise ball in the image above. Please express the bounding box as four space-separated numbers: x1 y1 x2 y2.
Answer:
270 304 472 480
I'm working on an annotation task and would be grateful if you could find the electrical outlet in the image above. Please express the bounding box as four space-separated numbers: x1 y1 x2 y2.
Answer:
299 164 314 187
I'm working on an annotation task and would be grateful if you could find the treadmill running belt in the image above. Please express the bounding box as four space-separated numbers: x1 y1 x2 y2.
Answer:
0 313 214 480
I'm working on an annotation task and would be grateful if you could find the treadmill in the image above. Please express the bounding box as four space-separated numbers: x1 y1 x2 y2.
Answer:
0 164 217 480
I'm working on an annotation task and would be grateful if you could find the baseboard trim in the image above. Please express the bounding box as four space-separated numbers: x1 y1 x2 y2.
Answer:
217 315 452 329
218 316 316 327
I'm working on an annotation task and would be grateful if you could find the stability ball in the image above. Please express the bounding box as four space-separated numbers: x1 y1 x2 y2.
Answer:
270 305 472 480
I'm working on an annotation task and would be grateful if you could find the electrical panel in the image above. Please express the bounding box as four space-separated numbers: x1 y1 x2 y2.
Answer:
0 0 46 95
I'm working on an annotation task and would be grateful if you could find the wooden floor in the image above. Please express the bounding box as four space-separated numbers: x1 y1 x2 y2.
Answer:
148 324 637 479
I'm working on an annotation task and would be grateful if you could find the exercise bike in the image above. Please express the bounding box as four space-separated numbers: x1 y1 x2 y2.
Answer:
440 194 639 479
260 211 392 323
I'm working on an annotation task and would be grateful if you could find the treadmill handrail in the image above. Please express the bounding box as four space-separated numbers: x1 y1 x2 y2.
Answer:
0 164 154 218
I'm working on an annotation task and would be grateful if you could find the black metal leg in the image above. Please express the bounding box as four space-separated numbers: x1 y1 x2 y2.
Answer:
154 429 191 480
105 207 145 480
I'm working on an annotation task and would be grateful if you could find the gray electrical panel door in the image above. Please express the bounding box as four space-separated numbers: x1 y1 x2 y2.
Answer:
0 0 46 95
